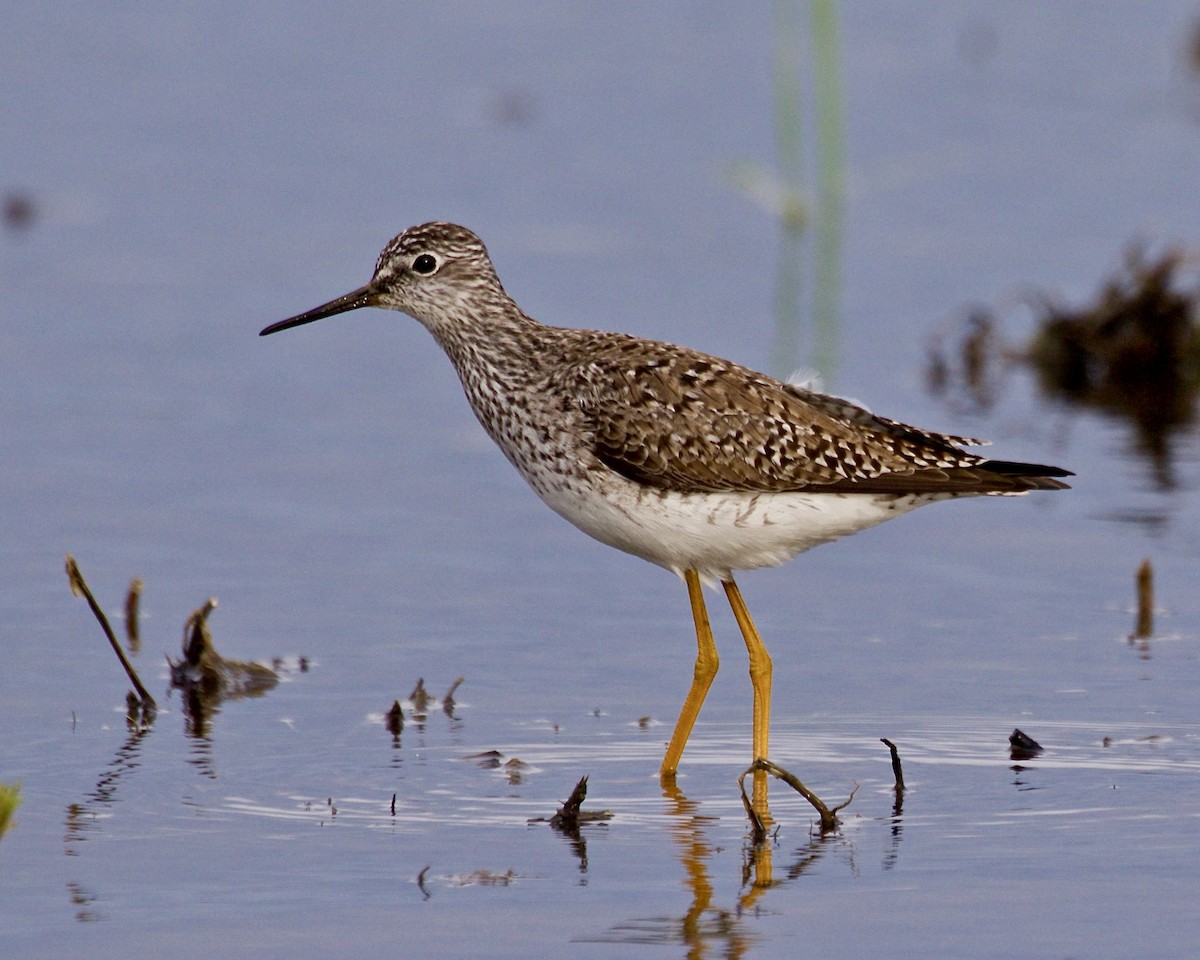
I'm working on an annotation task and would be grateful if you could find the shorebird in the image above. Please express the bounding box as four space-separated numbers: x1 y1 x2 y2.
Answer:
260 221 1070 778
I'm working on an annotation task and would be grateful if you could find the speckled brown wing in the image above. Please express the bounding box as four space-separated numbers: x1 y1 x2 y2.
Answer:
567 334 1070 495
795 386 987 450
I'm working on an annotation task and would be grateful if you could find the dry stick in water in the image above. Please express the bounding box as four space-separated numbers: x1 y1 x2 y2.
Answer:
443 676 465 704
737 758 857 839
880 738 905 792
550 776 589 830
124 577 143 652
65 555 157 708
1133 558 1154 639
409 678 431 713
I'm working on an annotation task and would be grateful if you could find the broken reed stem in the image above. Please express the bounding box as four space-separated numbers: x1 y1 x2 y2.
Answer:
550 775 589 829
880 738 905 792
385 700 405 737
1134 558 1153 639
66 555 157 708
408 677 431 712
124 578 143 652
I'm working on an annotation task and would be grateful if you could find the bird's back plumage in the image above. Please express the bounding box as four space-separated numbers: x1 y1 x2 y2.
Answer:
552 331 1070 497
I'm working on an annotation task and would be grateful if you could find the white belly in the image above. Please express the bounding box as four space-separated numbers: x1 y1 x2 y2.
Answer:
534 472 946 582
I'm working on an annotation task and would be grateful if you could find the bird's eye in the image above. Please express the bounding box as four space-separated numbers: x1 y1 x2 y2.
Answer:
412 253 439 275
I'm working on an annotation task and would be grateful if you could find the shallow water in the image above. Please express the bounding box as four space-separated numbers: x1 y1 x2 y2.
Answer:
4 3 1200 958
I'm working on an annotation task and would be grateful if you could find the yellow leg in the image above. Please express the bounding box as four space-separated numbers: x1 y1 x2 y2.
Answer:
660 569 719 778
722 578 772 763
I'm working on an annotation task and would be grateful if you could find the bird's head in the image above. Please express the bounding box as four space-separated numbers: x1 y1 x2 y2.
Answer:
260 221 506 338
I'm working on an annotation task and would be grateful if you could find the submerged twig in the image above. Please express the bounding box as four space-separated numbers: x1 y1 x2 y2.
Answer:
65 555 156 708
182 599 219 664
442 676 464 714
550 775 589 830
880 738 905 792
529 775 612 830
125 690 154 730
738 758 855 838
736 771 771 845
169 598 278 700
409 678 431 714
385 700 404 738
384 700 403 744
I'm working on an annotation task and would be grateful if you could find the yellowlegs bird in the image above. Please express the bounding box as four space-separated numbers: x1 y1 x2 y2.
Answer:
261 221 1070 778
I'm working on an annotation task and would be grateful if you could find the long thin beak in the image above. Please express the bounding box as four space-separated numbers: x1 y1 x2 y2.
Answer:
259 283 378 336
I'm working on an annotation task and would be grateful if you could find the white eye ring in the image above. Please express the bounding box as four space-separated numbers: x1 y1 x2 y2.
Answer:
412 253 440 275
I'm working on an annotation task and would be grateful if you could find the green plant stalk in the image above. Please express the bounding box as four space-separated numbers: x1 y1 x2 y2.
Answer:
809 0 845 382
